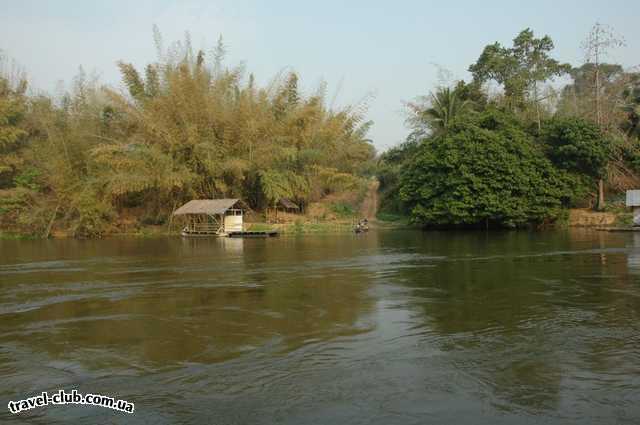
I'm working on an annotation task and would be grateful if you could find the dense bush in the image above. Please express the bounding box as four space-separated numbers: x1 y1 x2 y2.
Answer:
0 34 376 237
541 117 611 178
400 111 572 228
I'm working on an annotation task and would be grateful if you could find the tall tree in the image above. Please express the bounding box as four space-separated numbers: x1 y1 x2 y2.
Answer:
469 28 570 128
558 63 624 120
581 23 625 209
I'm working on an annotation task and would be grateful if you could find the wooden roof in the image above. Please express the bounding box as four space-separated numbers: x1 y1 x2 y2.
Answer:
173 199 243 216
278 198 300 210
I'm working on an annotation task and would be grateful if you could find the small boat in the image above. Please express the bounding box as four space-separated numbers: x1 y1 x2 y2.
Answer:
354 219 370 233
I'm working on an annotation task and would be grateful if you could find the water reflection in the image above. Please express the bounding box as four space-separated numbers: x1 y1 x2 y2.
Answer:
1 230 640 424
627 233 640 273
0 237 379 369
378 229 640 419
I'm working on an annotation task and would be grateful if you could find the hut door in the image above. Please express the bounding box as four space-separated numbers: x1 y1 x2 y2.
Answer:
224 209 243 232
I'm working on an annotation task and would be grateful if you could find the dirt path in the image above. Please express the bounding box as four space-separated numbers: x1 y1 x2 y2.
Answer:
360 179 379 221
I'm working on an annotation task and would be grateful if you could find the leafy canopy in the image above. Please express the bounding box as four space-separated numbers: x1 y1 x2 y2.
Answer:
469 28 570 109
400 110 571 228
406 85 474 136
541 117 611 179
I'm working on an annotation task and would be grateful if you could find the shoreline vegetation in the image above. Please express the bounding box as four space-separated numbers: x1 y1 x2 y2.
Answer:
377 26 640 230
1 25 640 239
0 30 376 239
0 207 628 240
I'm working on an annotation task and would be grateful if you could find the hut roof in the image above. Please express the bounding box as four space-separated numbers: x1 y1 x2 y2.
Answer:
278 198 300 210
173 199 243 216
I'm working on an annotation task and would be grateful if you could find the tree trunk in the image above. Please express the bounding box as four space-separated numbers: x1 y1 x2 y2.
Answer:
597 178 605 210
536 101 541 132
595 65 601 126
43 202 60 239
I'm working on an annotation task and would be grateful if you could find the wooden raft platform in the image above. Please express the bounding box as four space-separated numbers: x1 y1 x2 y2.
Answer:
228 230 279 238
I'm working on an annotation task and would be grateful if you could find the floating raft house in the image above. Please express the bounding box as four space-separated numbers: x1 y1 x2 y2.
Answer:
173 199 278 238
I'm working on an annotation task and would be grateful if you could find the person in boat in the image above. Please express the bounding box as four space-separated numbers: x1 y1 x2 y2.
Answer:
355 218 369 233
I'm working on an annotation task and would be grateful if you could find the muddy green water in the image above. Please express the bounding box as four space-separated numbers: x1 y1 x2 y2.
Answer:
1 229 640 424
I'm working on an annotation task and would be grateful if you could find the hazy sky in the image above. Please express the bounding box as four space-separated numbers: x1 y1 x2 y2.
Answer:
1 0 639 150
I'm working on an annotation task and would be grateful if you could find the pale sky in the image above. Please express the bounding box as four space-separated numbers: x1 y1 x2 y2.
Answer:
1 0 639 151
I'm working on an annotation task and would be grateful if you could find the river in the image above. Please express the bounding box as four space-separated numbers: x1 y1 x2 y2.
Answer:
1 229 640 424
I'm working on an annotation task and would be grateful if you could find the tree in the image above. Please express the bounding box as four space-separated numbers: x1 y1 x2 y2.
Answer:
400 110 571 228
0 74 28 188
0 31 376 238
558 63 625 121
542 117 611 180
580 23 626 209
622 72 640 138
107 32 375 213
376 136 421 214
469 28 570 127
406 85 474 136
581 23 626 129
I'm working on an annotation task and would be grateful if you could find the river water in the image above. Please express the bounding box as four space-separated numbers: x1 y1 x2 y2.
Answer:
1 229 640 424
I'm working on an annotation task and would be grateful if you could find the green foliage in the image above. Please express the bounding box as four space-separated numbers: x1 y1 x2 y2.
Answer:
13 167 41 190
292 219 304 234
622 73 640 138
68 188 114 238
400 110 571 228
109 39 374 211
0 231 37 240
259 169 298 205
5 25 639 236
0 32 375 238
557 63 629 131
407 86 474 136
330 202 355 218
376 138 420 215
469 28 570 110
388 26 637 224
246 223 270 232
566 63 624 98
0 187 31 216
0 187 51 237
0 75 28 188
541 117 611 178
375 212 409 224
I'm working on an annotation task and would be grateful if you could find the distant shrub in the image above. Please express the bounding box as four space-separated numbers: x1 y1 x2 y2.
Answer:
69 189 114 238
330 202 355 218
376 212 408 223
13 168 41 190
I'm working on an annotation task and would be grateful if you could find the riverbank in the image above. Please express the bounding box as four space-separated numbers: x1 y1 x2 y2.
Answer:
568 207 632 227
1 205 633 240
371 207 634 230
0 220 372 240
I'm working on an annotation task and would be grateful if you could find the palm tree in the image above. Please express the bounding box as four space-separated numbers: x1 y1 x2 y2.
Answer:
407 86 474 137
422 87 473 135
